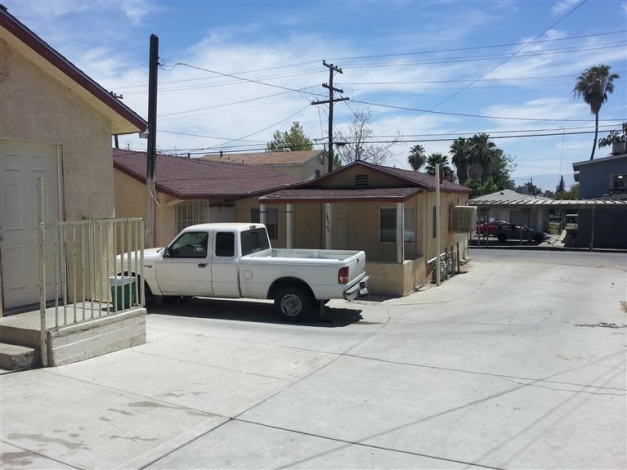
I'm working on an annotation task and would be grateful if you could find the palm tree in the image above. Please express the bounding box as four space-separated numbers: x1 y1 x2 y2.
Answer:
468 133 495 183
573 64 620 160
450 137 470 184
407 144 426 171
425 153 455 181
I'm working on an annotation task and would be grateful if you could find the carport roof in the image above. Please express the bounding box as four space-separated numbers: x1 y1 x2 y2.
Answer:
469 197 627 209
259 187 424 203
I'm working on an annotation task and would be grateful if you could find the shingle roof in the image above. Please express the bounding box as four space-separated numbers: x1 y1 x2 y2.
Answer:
201 150 325 166
113 149 298 199
286 160 471 193
470 189 550 203
0 5 146 134
260 187 424 203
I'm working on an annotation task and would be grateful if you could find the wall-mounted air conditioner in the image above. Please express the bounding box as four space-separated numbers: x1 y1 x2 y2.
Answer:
450 206 477 233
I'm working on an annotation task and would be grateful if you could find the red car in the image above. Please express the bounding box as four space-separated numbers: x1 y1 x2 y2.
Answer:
475 219 507 236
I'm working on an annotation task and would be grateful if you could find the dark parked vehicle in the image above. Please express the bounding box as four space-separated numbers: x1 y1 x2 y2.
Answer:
494 223 550 243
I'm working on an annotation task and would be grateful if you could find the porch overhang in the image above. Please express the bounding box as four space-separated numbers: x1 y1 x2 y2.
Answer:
469 198 627 210
258 187 424 203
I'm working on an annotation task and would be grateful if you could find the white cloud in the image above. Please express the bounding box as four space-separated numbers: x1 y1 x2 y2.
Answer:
551 0 581 16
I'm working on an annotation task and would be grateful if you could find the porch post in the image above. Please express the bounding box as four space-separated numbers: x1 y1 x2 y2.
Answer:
590 208 595 251
325 203 332 249
286 203 293 249
37 178 48 367
396 202 404 264
260 203 266 225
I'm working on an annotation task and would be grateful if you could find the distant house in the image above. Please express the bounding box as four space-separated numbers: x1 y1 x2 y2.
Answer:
258 161 473 296
572 148 627 249
113 149 299 247
469 189 551 231
0 5 146 315
201 150 334 181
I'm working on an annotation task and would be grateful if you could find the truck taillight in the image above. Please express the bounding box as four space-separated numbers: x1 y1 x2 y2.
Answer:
338 266 349 284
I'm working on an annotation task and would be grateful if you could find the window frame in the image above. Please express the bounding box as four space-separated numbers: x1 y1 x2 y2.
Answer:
251 207 279 240
379 207 416 243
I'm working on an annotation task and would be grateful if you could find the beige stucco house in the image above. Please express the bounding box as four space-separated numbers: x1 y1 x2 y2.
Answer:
258 160 473 296
0 5 146 316
113 149 299 248
201 150 335 181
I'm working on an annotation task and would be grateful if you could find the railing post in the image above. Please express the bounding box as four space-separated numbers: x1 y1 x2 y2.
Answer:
37 178 48 367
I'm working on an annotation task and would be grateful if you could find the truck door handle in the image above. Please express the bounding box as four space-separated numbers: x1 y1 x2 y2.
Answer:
198 263 207 268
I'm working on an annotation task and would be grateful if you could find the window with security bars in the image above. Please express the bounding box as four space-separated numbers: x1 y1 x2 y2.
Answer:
175 201 211 233
251 208 278 239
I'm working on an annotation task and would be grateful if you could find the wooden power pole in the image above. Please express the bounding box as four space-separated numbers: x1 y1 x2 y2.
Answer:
311 61 349 173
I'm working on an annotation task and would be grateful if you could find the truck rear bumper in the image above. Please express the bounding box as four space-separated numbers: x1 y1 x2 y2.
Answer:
343 276 369 301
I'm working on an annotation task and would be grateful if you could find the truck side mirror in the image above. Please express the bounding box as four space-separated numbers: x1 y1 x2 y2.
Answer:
163 247 171 258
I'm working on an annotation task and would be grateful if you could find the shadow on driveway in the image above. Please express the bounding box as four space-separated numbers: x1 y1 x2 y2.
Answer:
146 297 363 328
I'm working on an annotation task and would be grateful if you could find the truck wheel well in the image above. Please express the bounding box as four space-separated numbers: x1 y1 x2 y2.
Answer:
268 278 315 301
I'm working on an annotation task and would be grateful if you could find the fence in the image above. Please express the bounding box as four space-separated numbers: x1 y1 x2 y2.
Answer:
38 217 144 364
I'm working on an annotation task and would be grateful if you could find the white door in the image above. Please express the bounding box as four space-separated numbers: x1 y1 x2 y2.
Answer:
0 140 60 311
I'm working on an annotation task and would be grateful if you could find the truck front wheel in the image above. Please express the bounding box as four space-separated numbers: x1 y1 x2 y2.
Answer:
274 287 312 322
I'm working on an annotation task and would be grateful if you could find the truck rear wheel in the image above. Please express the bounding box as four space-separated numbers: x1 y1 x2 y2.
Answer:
274 287 312 322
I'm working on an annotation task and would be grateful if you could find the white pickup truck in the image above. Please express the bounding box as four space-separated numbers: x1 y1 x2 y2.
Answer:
118 223 368 321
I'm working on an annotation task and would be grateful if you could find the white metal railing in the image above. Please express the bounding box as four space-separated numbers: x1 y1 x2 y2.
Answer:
38 217 144 365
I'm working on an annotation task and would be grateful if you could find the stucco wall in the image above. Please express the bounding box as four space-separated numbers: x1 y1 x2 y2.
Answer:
0 38 115 222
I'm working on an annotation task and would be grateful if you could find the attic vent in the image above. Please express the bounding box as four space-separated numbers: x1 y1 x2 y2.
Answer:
355 174 369 187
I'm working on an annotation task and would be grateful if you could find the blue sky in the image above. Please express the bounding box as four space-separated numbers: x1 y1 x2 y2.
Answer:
6 0 627 192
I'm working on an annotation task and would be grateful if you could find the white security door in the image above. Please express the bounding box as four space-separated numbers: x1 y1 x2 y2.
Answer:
0 140 60 310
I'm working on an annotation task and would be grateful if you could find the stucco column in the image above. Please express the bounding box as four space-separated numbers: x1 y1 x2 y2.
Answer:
286 203 293 249
260 203 266 225
325 203 332 249
396 202 405 264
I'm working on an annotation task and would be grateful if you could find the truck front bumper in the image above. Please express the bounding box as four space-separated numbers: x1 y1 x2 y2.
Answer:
343 276 369 301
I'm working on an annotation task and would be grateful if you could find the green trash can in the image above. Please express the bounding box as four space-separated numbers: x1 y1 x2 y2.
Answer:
109 275 137 310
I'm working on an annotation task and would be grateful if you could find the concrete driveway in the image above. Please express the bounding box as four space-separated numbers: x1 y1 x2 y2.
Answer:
1 251 625 469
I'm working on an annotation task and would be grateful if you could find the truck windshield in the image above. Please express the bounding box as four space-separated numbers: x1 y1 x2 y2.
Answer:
241 228 270 256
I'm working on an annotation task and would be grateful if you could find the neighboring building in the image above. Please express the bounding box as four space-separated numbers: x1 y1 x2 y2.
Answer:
113 149 299 248
572 149 627 249
259 161 473 296
469 189 551 231
201 150 333 181
0 5 146 315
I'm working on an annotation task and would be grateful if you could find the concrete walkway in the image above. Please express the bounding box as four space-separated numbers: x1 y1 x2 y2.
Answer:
1 251 625 469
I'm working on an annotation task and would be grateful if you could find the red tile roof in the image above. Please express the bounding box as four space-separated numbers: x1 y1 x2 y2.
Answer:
201 150 325 166
113 149 298 199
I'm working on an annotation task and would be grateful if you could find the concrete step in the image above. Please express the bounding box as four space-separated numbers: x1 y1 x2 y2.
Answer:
0 315 41 348
0 342 39 371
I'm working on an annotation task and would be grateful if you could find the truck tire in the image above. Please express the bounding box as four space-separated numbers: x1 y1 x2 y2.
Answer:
274 287 312 322
497 233 506 242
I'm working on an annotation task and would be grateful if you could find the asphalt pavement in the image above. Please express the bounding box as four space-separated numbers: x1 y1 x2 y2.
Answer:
1 250 625 469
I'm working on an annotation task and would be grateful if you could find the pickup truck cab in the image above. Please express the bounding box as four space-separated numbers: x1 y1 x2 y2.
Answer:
120 223 368 321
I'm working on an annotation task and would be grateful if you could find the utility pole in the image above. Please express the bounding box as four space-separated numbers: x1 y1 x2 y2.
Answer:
311 60 349 173
146 34 159 247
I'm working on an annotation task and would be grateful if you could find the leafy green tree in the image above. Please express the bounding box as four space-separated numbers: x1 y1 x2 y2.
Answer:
573 64 620 160
598 122 627 150
407 144 426 171
425 153 455 181
488 149 516 190
555 175 566 195
464 177 498 198
266 121 313 152
555 183 579 200
468 133 496 183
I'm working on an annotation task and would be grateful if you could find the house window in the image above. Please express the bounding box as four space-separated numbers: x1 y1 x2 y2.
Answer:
175 200 210 233
380 208 416 243
611 174 626 193
251 208 278 240
355 175 369 187
314 170 321 178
